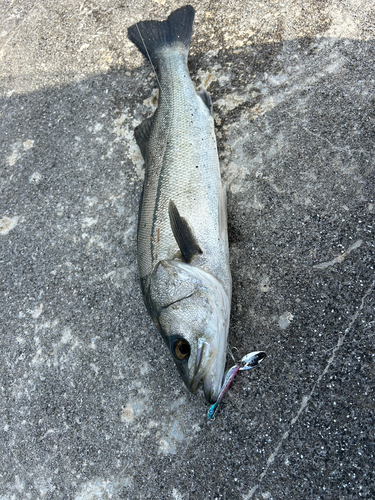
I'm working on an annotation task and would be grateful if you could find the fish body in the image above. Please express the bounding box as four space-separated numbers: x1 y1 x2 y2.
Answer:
128 5 231 402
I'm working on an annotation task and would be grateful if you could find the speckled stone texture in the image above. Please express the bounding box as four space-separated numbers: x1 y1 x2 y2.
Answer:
1 1 374 499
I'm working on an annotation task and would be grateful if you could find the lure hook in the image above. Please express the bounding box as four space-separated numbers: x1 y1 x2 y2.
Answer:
207 350 267 419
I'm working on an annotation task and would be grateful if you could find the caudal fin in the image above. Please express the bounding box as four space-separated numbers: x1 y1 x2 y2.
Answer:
127 5 195 68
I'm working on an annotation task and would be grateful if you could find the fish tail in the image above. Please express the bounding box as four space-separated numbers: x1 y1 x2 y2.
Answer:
127 5 195 69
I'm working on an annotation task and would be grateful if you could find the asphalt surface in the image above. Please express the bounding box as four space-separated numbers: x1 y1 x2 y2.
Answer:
1 1 374 499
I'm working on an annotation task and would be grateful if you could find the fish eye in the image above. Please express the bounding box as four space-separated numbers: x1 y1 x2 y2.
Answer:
173 339 190 360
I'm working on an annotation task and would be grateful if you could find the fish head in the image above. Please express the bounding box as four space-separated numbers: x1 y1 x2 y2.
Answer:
149 260 230 402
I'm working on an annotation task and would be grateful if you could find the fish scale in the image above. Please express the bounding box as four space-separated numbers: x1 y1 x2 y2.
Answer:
128 5 232 402
138 49 229 298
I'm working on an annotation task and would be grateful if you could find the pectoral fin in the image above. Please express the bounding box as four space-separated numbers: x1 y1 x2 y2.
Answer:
169 200 203 262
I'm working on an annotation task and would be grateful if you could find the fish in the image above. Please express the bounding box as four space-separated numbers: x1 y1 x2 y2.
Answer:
128 5 231 402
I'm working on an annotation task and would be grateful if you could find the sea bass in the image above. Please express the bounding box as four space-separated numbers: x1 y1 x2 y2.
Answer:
128 5 231 402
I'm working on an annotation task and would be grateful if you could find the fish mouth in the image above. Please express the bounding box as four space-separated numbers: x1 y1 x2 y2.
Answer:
189 340 224 403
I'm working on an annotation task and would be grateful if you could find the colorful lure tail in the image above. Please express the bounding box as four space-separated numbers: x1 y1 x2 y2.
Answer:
207 350 266 419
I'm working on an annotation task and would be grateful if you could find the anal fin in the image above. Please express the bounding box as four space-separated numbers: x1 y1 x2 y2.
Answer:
169 200 203 262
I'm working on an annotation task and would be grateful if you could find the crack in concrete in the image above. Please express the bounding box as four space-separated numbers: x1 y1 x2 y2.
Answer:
243 277 375 500
313 239 363 269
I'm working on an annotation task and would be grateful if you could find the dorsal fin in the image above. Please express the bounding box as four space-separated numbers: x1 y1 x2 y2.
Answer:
197 88 213 115
168 200 202 262
134 115 154 159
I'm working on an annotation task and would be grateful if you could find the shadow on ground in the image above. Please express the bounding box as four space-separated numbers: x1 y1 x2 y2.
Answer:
1 35 374 499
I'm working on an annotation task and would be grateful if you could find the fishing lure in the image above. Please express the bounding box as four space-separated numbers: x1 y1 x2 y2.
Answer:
207 351 266 419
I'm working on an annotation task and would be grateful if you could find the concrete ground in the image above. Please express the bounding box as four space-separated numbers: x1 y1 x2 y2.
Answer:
1 1 374 499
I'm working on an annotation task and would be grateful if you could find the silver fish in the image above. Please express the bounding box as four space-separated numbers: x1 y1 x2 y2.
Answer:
128 5 231 402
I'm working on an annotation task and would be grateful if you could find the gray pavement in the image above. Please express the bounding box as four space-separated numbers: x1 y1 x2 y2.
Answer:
1 1 374 499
